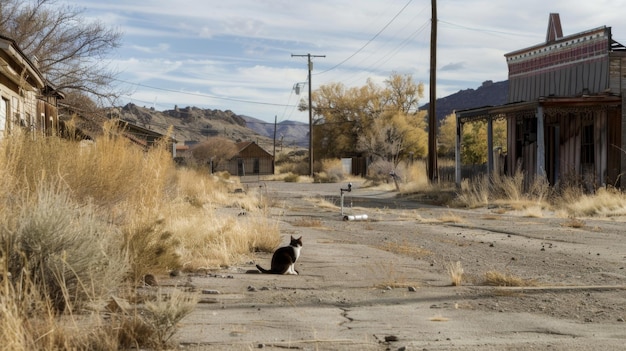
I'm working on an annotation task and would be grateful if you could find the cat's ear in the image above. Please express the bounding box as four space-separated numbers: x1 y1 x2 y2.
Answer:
290 235 295 240
297 236 302 241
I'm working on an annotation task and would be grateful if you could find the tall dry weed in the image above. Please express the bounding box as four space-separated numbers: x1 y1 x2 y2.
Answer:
560 187 626 217
143 289 197 349
0 125 279 348
169 213 280 271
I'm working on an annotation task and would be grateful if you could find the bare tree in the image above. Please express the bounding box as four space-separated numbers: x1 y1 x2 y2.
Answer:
190 137 238 172
0 0 123 106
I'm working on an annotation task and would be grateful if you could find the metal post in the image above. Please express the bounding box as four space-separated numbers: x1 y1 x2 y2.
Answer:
340 182 352 216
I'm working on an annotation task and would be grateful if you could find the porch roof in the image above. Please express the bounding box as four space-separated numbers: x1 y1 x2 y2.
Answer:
456 94 621 123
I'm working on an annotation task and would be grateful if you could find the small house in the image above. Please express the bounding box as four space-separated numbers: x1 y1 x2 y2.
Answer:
222 141 274 176
456 13 626 189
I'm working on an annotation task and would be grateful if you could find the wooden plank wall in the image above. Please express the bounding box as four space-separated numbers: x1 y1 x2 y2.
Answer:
610 54 626 188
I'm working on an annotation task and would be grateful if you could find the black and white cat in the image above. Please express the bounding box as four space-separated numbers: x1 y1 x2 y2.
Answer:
256 236 302 275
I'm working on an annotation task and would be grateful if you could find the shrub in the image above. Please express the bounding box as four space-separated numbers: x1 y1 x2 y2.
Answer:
142 289 197 349
283 173 300 182
123 219 182 283
3 186 127 312
366 159 395 182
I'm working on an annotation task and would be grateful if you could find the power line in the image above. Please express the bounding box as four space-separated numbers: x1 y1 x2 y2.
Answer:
315 0 414 75
114 78 297 108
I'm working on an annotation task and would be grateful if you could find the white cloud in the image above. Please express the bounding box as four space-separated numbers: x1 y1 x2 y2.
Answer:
64 0 626 123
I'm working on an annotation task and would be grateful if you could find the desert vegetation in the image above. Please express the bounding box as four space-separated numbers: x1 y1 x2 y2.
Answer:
0 123 280 350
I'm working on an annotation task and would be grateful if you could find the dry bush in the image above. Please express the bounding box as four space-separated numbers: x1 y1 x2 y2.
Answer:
559 187 626 217
3 186 127 312
457 172 551 210
445 261 464 286
123 218 182 282
314 158 346 183
283 172 300 182
457 176 490 208
174 168 232 207
398 160 430 193
522 205 544 218
274 148 308 175
366 159 395 183
0 283 31 351
0 126 275 348
484 270 538 287
142 289 197 349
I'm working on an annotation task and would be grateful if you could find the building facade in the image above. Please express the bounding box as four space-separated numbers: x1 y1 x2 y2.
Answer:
456 14 626 189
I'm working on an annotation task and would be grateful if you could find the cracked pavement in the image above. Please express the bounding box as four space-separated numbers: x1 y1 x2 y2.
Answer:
170 181 626 350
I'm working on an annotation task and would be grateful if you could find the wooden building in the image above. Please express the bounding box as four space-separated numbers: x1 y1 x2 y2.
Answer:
221 141 274 176
0 34 62 138
456 14 626 189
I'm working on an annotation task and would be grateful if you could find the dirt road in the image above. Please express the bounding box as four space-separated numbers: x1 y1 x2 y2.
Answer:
173 181 626 350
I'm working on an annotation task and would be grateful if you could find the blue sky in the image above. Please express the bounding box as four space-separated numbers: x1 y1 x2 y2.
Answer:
66 0 626 124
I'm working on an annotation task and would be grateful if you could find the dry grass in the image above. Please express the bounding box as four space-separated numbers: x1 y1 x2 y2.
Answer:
559 187 626 217
142 289 198 349
169 213 281 271
377 240 432 259
521 205 544 218
456 173 552 211
429 315 450 322
438 211 465 223
455 171 626 218
305 196 339 210
561 218 586 228
0 128 277 349
369 261 419 289
483 270 538 287
445 261 464 286
292 217 323 227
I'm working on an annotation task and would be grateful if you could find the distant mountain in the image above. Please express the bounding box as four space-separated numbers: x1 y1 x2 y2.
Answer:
109 80 507 151
420 80 509 122
241 116 309 147
112 103 276 150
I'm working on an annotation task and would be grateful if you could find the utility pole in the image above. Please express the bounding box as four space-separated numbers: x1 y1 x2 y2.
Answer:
272 115 277 174
292 53 325 177
427 0 439 182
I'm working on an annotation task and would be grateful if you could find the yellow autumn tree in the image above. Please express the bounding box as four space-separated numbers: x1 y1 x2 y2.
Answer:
438 113 507 164
310 73 426 164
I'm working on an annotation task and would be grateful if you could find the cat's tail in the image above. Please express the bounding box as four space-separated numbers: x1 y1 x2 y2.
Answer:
256 264 271 273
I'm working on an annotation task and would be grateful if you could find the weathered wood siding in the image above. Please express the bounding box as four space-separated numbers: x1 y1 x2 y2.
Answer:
610 53 626 189
221 142 274 176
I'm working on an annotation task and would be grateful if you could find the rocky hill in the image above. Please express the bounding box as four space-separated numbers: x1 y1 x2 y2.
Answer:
420 80 508 122
113 80 508 150
241 116 309 147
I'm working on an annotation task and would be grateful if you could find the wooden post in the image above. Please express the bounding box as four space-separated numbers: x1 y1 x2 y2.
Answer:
427 0 438 182
455 113 462 187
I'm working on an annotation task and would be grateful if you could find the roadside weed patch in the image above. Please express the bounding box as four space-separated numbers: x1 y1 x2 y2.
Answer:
445 261 464 286
484 270 538 287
